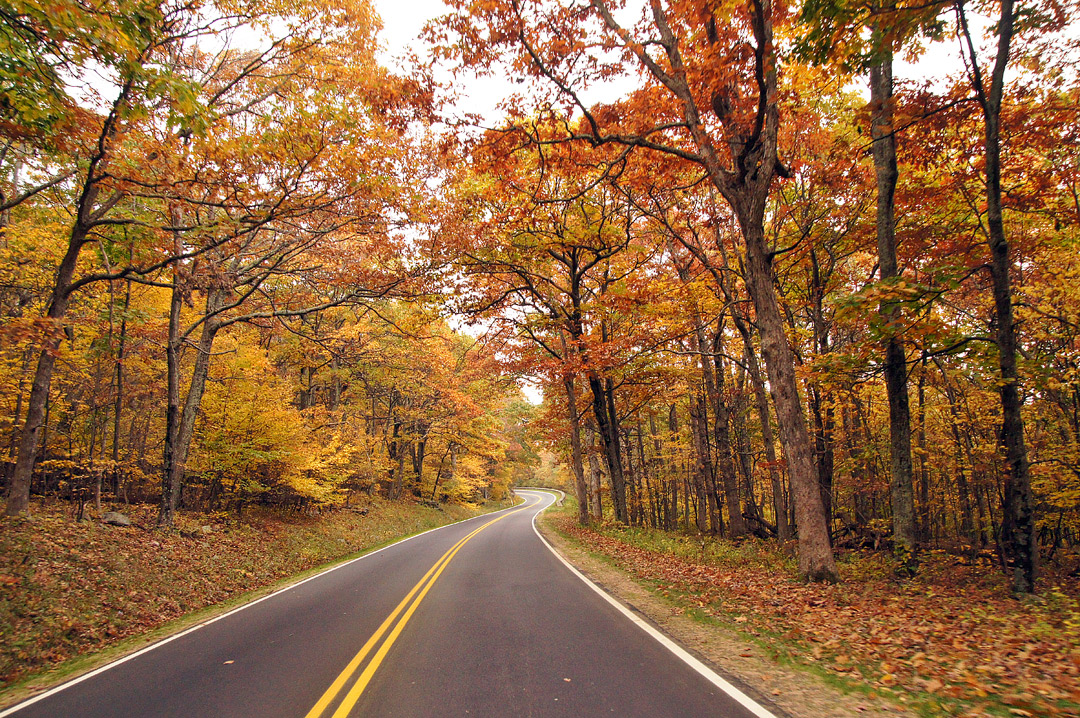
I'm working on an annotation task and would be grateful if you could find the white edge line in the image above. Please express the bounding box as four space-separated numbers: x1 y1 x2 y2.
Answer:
518 490 779 718
0 497 530 718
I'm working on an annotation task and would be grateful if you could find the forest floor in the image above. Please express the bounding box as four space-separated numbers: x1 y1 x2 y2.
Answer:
539 504 1080 718
0 495 508 704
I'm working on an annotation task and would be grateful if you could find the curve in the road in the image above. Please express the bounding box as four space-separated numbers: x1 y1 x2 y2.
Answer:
2 490 783 718
305 504 531 718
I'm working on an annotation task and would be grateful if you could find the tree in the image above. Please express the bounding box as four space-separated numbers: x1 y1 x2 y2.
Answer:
443 131 637 524
438 0 838 579
2 0 430 519
953 0 1035 591
3 0 215 515
797 0 948 566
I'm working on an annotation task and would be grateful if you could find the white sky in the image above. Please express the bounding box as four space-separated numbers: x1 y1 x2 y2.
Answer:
373 0 518 129
372 0 642 130
372 0 445 58
370 0 987 139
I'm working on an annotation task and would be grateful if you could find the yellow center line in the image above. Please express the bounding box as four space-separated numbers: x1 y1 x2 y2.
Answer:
306 500 533 718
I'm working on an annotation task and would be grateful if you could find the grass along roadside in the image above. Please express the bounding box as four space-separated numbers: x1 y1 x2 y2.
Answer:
538 498 1080 718
0 495 515 707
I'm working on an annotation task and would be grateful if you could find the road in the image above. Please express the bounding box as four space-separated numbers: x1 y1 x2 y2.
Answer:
3 490 777 717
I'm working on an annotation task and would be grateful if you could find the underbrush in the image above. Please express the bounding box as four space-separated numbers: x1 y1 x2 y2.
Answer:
587 520 799 574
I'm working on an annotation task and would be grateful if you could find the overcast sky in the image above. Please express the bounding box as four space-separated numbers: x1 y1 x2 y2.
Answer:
369 1 993 113
371 0 519 129
373 0 445 55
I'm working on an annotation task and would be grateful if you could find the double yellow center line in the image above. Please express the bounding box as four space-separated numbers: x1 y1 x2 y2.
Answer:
304 502 530 718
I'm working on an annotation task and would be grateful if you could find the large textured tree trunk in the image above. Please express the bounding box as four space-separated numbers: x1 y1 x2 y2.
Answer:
870 51 917 561
734 198 836 581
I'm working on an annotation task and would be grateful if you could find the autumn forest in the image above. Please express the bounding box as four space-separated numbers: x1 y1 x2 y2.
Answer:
3 0 1080 686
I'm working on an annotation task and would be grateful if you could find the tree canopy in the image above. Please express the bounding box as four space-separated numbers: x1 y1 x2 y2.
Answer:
2 0 1080 596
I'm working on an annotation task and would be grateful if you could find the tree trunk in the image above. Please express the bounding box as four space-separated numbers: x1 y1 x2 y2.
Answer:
687 393 712 533
807 249 836 539
589 373 627 522
666 234 746 536
394 437 406 499
709 329 747 537
329 357 340 410
413 434 427 490
159 287 225 526
958 0 1036 592
937 363 977 544
871 51 917 562
649 413 670 529
637 421 657 528
562 373 590 525
734 197 836 580
585 420 604 520
624 428 639 525
668 405 680 530
739 327 791 541
112 277 130 496
810 386 834 534
160 275 184 526
732 363 759 521
916 362 930 542
5 228 87 515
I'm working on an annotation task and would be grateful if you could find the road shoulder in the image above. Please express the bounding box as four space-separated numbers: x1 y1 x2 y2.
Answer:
535 511 918 718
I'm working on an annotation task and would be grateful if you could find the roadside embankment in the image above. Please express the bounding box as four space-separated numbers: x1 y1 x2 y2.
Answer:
0 497 501 698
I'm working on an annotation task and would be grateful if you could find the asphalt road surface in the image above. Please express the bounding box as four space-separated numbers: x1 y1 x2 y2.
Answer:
4 490 777 718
